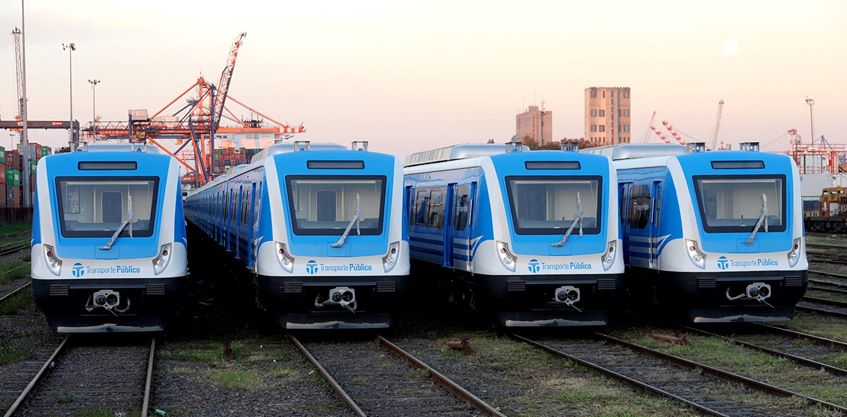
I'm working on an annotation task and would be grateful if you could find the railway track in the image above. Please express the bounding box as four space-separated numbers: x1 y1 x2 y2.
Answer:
289 334 505 417
0 282 30 306
0 241 29 258
3 336 156 417
684 325 847 376
798 296 847 318
512 332 846 417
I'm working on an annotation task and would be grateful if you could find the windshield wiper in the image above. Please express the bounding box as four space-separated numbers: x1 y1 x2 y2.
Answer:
744 193 768 246
552 192 583 248
331 193 361 248
100 192 136 251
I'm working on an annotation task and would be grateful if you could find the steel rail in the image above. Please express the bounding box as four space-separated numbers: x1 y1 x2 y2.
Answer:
810 283 847 295
810 269 847 279
594 332 847 414
511 334 730 417
141 338 156 417
287 334 367 417
3 336 70 417
0 242 29 257
804 295 847 308
797 304 847 318
377 336 507 417
683 326 847 376
0 282 30 305
755 324 847 350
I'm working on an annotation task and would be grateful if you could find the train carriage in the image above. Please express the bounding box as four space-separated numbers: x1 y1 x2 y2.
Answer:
592 143 808 322
184 141 409 329
32 144 188 333
404 142 624 327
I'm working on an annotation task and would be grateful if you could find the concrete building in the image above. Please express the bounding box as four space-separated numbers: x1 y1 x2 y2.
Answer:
585 87 631 146
516 105 552 145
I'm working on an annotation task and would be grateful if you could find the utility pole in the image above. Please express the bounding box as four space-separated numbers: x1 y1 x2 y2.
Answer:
88 79 100 140
62 42 76 150
19 0 31 208
805 97 815 146
710 100 724 151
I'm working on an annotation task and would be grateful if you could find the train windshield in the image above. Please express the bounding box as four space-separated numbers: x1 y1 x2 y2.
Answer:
505 176 602 235
55 177 159 238
694 175 785 233
286 176 386 235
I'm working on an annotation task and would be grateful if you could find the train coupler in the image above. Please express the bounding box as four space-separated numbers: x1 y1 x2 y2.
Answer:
726 282 773 308
85 289 131 316
553 285 582 312
314 286 357 313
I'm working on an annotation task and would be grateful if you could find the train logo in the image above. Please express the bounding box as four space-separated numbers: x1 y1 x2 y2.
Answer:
306 260 319 275
717 256 730 271
71 263 85 278
527 259 541 274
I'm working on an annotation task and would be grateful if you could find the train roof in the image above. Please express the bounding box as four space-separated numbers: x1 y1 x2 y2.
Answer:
77 143 161 154
583 144 689 161
404 143 530 167
250 142 347 164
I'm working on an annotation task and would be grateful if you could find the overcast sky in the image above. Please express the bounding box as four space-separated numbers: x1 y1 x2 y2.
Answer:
0 0 844 157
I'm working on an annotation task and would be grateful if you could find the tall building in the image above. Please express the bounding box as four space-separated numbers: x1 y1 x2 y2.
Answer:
585 87 631 146
516 105 552 145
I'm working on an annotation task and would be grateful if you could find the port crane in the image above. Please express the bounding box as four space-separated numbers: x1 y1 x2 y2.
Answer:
85 32 304 184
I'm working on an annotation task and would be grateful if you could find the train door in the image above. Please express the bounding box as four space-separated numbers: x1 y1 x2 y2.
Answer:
247 182 257 268
452 182 474 271
235 185 243 258
443 183 457 268
619 183 631 262
650 181 663 268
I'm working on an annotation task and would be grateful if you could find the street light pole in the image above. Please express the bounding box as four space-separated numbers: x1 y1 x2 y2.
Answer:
805 97 815 147
88 79 100 141
20 0 30 208
62 42 76 150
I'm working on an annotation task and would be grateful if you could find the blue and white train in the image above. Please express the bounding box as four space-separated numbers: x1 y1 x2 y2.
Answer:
184 141 409 329
32 144 188 333
404 143 624 327
591 143 808 322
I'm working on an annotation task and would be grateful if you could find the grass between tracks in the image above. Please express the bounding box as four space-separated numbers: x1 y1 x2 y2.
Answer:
0 259 28 286
0 289 48 366
616 327 847 414
415 330 701 417
778 311 847 343
158 337 301 391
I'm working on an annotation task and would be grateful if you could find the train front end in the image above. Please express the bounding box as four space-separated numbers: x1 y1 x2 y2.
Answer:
256 143 409 329
31 145 187 333
663 150 808 322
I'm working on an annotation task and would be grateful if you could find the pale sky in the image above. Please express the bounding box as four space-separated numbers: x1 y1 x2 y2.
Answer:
1 0 845 157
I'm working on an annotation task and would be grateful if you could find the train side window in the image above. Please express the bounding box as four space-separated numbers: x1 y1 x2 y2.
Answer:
428 189 444 228
652 182 662 229
454 184 469 231
627 184 651 229
414 189 430 225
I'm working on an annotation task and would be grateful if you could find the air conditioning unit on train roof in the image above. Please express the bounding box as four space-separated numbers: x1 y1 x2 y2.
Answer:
249 142 348 164
583 143 689 161
404 143 530 167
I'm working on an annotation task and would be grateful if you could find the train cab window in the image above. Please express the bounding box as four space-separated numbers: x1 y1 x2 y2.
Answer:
628 184 651 229
286 176 386 235
694 175 785 232
454 185 470 231
55 177 158 238
505 176 602 234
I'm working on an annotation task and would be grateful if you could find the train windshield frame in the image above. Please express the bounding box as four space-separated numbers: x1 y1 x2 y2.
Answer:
505 175 603 235
54 176 160 238
693 174 786 233
285 175 386 236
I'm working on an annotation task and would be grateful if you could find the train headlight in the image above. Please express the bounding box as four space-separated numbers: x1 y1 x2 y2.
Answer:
275 242 295 273
383 241 400 272
152 243 172 275
43 244 62 276
601 241 617 271
496 241 517 272
685 239 706 269
787 237 802 267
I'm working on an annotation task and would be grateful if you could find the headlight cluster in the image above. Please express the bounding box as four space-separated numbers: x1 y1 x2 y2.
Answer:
601 241 617 271
787 237 802 267
383 241 400 272
685 239 706 269
152 243 172 275
44 244 62 276
275 242 295 273
496 241 517 272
